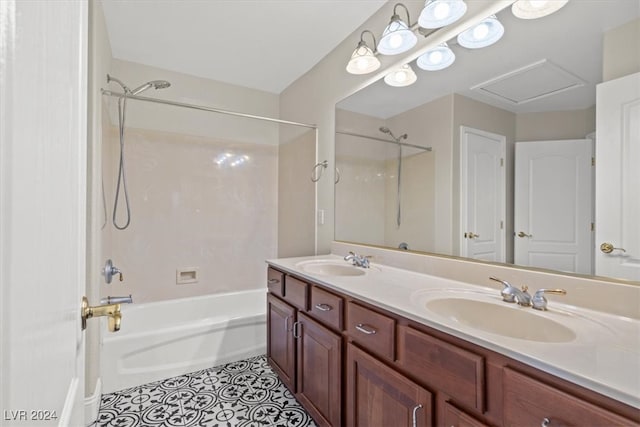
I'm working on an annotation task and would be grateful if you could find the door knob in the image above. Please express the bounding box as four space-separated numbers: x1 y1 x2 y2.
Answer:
600 242 626 254
517 231 533 238
465 232 479 239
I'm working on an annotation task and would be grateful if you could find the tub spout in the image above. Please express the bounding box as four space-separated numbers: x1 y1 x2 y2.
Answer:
81 296 125 332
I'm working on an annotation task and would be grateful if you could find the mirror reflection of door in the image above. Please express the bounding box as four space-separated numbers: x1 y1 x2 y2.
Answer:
595 72 640 281
460 126 506 262
514 139 594 274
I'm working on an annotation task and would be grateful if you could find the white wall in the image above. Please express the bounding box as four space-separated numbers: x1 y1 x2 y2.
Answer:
603 18 640 82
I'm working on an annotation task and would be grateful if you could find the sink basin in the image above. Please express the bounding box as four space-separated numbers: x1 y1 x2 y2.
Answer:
425 297 576 343
297 260 366 277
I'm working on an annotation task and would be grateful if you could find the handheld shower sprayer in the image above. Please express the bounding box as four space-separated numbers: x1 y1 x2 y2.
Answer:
106 74 171 230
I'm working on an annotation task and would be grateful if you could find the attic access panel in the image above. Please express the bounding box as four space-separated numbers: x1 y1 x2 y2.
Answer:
471 59 586 105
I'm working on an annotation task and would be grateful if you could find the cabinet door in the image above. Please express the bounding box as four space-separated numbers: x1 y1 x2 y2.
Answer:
267 294 296 392
296 313 342 427
346 343 432 427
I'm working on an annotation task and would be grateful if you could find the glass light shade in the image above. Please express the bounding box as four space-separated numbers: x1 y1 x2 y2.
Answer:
377 18 418 55
418 0 467 29
457 15 504 49
512 0 569 19
416 43 455 70
346 43 381 75
384 64 417 87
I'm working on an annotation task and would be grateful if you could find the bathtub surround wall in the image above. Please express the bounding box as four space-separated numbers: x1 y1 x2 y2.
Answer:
278 127 316 258
102 126 278 303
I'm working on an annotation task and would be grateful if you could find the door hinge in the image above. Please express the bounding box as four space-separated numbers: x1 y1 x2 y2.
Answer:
500 158 504 167
592 157 595 166
500 220 504 230
591 222 595 231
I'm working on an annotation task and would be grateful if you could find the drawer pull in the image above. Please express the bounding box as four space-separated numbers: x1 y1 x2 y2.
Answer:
541 418 551 427
315 303 332 312
411 404 423 427
293 321 302 339
267 278 280 284
284 315 290 332
355 323 377 335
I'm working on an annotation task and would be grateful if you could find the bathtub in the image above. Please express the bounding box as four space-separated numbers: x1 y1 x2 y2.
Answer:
100 289 266 394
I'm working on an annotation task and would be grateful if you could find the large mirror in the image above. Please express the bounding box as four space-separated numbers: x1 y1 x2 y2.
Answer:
335 0 639 282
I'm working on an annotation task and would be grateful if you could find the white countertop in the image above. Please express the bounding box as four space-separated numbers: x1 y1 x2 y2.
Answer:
267 254 640 409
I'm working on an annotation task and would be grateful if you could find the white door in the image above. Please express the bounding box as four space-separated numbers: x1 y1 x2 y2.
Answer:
514 139 593 274
595 72 640 281
0 2 87 425
460 127 506 262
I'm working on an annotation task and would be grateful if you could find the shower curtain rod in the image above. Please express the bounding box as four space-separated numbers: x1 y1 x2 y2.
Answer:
101 89 317 129
336 130 432 151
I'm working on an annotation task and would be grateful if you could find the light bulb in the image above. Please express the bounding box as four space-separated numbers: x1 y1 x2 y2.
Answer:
433 2 450 19
389 33 403 49
473 23 489 40
429 50 443 64
530 0 548 8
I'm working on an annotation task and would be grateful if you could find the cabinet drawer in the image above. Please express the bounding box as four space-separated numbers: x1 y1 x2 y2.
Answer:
267 267 284 297
284 275 308 311
503 367 635 426
397 325 485 412
310 286 343 331
346 302 395 361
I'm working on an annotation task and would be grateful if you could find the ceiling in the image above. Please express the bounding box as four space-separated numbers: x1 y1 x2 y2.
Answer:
338 0 640 118
101 0 386 94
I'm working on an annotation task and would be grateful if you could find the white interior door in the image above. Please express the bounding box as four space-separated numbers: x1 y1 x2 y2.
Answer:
0 1 87 425
460 127 506 262
595 72 640 282
514 139 593 274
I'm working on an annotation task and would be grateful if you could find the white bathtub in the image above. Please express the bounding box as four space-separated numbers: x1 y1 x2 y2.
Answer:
100 289 266 393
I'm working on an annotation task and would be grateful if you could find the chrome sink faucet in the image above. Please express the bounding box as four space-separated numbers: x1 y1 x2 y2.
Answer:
490 277 532 306
344 251 371 268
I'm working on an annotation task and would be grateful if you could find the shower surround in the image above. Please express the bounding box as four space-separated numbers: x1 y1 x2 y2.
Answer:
101 124 278 303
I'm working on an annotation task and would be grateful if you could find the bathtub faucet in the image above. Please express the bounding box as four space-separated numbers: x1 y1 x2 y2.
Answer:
81 295 133 332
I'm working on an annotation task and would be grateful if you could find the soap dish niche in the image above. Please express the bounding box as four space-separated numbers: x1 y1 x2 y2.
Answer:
176 267 199 284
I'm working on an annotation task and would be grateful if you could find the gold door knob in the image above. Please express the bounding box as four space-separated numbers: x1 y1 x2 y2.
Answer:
464 232 479 239
81 296 126 332
517 231 533 238
600 243 626 254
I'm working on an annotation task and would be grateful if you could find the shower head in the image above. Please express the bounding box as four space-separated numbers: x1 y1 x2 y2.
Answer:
130 80 171 96
379 126 408 142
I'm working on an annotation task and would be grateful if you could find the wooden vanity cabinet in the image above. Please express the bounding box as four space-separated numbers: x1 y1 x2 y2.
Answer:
266 266 640 427
266 293 296 391
346 343 432 427
266 269 343 427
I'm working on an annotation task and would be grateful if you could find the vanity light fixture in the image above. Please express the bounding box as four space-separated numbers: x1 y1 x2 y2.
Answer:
418 0 467 29
377 3 417 55
346 30 381 75
416 42 455 70
457 14 504 49
384 64 417 87
511 0 569 19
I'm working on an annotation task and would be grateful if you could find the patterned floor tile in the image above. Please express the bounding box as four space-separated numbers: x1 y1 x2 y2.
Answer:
95 355 316 427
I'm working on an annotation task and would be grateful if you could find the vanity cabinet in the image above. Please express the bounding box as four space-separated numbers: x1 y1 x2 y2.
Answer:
266 265 640 427
266 268 343 427
346 342 432 427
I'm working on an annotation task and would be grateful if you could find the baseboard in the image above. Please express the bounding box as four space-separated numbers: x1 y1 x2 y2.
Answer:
84 378 102 426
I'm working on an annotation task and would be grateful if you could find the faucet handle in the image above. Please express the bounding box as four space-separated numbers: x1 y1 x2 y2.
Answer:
490 276 517 303
532 289 567 311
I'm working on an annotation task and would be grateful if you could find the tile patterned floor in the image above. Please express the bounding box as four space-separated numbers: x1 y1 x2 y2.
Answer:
95 355 317 427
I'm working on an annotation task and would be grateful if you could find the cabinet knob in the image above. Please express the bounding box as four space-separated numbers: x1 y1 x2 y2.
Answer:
268 278 280 284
